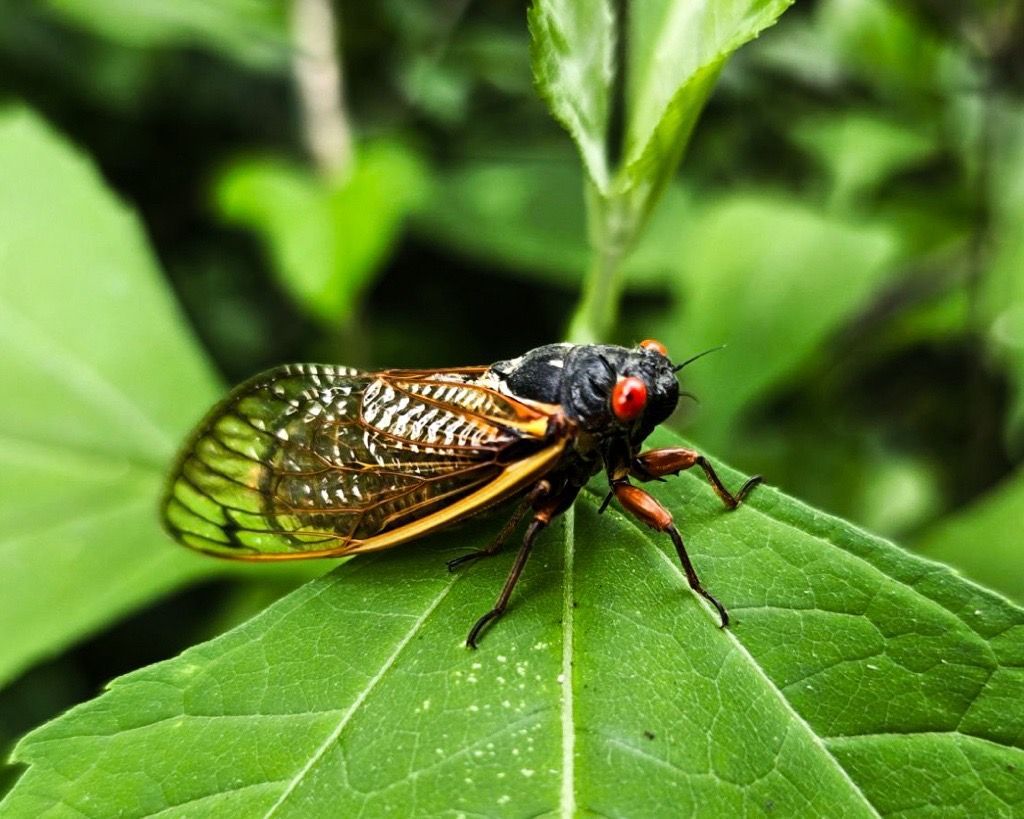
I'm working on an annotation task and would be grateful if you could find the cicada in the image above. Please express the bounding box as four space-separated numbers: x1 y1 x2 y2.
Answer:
162 340 760 647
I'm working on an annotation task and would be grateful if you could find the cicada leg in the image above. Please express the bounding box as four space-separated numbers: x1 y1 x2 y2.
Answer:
631 447 761 510
612 480 729 628
446 480 551 572
466 481 578 648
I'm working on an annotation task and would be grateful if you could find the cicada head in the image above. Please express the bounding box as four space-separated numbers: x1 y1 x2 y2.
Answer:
559 342 678 442
490 341 679 444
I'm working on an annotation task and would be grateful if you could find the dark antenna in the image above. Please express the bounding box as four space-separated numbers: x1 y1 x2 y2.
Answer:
672 345 726 373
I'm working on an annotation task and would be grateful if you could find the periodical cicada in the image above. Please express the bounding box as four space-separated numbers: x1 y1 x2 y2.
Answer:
162 340 761 647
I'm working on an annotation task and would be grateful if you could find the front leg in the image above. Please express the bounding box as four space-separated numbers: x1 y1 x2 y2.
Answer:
612 480 729 627
632 447 762 510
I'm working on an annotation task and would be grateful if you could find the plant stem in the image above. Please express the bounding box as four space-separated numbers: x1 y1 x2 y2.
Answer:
291 0 353 181
568 239 625 344
567 188 637 344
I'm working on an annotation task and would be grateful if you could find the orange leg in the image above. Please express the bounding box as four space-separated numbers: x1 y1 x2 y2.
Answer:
613 481 730 627
632 447 762 509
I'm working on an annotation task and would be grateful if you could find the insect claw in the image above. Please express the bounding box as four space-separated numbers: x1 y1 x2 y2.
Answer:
466 609 501 648
734 475 763 507
712 597 730 628
447 551 486 572
597 491 614 514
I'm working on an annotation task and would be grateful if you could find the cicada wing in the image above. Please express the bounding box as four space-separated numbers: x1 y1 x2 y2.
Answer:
162 363 566 560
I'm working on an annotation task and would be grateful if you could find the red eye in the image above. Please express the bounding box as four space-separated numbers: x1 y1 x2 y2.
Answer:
611 376 648 422
640 338 668 356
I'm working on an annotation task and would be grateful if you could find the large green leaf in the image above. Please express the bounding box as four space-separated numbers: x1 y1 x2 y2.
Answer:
4 427 1022 815
0 107 223 686
0 107 315 689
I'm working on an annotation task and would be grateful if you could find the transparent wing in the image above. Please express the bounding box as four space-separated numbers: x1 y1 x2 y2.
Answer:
162 364 564 559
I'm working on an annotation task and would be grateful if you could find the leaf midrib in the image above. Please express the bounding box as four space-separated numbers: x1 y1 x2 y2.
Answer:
560 506 577 817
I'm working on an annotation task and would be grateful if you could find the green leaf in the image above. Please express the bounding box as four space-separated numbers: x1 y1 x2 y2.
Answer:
917 469 1024 604
43 0 290 70
619 0 793 209
0 107 224 686
530 0 795 202
527 0 616 192
530 0 795 341
655 194 900 454
5 427 1022 815
215 141 427 326
791 112 937 210
412 151 691 290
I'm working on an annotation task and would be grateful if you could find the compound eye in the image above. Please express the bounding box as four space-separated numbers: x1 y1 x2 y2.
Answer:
640 338 668 356
611 376 648 422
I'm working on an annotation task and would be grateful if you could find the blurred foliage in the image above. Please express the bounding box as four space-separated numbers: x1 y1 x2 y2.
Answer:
215 139 427 327
0 108 222 688
44 0 291 70
0 0 1023 799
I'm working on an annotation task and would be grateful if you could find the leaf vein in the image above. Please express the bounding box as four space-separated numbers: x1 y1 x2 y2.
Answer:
600 499 883 817
560 506 577 818
262 578 456 816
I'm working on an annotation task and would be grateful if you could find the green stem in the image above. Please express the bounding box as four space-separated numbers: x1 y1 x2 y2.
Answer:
568 238 626 344
567 188 638 344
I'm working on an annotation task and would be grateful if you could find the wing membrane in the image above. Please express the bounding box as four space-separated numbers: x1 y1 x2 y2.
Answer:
162 364 565 559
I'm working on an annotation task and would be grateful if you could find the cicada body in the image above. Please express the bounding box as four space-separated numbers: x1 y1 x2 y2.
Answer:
162 341 760 646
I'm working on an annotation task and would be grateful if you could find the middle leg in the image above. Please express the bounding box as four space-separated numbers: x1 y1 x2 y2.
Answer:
465 481 580 648
447 480 551 572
